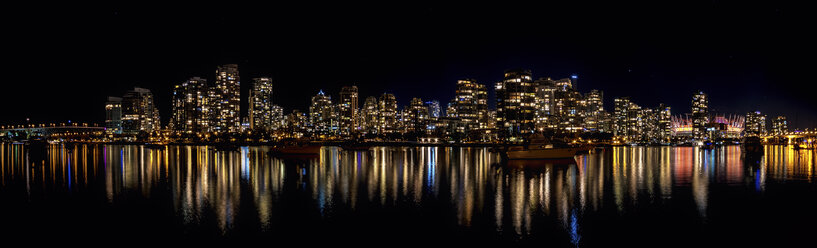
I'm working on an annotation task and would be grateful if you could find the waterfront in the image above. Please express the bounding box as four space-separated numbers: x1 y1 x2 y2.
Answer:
1 144 816 246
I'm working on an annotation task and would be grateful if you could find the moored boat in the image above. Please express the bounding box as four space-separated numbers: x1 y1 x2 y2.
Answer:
144 143 167 149
741 136 763 155
211 143 239 151
270 144 322 155
505 145 585 159
339 143 373 151
501 133 592 160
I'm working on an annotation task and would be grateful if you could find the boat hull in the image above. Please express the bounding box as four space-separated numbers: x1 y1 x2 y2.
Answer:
340 145 372 151
506 147 583 160
506 158 576 168
271 145 322 155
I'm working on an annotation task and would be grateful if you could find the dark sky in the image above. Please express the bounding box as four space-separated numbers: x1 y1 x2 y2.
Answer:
3 2 816 128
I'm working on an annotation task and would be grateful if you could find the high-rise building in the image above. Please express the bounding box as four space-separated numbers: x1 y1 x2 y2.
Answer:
446 102 456 118
453 80 478 124
772 116 787 134
597 112 614 133
475 85 489 129
211 64 241 133
405 97 429 135
121 87 160 135
378 93 398 135
554 83 582 132
485 110 497 130
451 79 488 130
613 97 645 141
361 96 379 135
534 78 557 132
644 104 672 143
642 108 656 141
657 104 672 142
534 78 557 115
170 77 209 134
425 100 441 119
584 89 604 131
105 97 123 135
284 109 308 138
626 102 644 141
249 77 273 131
496 69 535 140
691 91 709 140
267 105 284 131
309 90 336 135
613 97 631 137
339 86 359 136
745 111 767 136
533 76 587 133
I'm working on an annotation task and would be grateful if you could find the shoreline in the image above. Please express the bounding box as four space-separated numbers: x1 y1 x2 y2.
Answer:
2 141 768 148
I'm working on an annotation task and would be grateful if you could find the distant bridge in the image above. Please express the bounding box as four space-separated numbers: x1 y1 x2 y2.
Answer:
762 130 817 139
0 123 105 139
761 130 817 148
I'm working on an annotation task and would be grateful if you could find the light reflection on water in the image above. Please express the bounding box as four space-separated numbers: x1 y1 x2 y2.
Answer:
1 143 815 241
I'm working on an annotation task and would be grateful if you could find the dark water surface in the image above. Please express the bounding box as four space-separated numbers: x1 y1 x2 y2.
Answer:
1 144 816 246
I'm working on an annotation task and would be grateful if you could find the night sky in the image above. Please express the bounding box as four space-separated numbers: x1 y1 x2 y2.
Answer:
3 2 816 128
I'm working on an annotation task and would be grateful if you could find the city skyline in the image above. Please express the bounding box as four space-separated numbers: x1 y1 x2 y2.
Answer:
2 3 816 129
60 64 795 145
0 63 811 135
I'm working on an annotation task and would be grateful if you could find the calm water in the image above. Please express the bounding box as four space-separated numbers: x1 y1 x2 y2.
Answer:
1 144 816 246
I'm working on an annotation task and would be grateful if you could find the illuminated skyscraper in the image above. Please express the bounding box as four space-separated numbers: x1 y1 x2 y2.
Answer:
534 78 556 111
745 111 767 136
249 77 273 131
425 100 441 119
772 115 787 134
405 97 429 135
657 104 672 142
554 77 573 91
284 110 308 138
211 64 241 133
496 69 535 140
451 79 488 130
613 97 646 141
597 112 614 133
121 87 160 135
309 90 336 135
644 103 672 143
170 77 209 134
553 80 582 133
613 97 631 137
361 96 379 135
691 91 709 140
446 102 456 118
626 102 644 141
475 84 489 129
105 97 122 135
534 78 557 132
485 110 497 130
339 86 359 136
642 108 656 141
532 76 589 133
378 93 398 135
584 89 604 131
270 105 284 130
